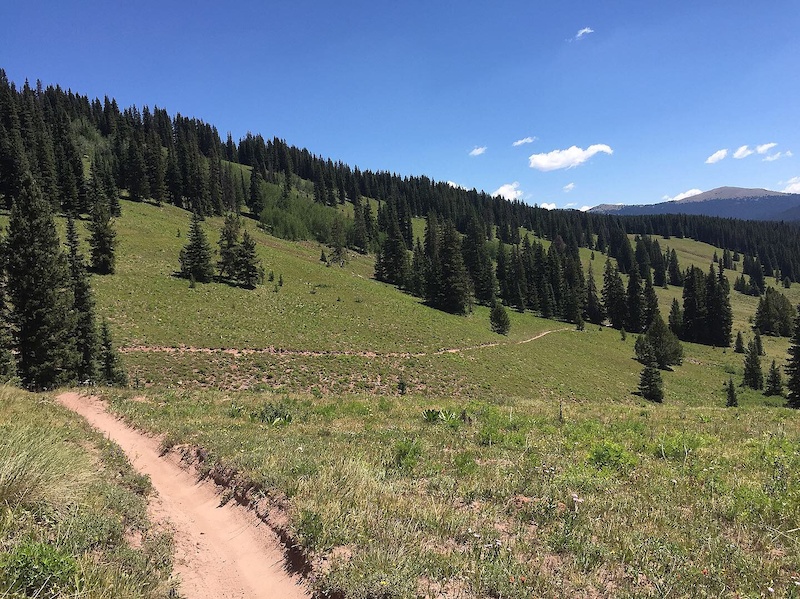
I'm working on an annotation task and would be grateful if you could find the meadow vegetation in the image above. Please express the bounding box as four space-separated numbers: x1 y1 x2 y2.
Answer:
0 386 175 598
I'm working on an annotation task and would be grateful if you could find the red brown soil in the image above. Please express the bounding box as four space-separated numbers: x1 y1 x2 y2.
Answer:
56 392 310 599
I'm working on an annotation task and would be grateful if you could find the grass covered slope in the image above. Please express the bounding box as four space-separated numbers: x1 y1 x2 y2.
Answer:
0 386 174 598
102 386 800 598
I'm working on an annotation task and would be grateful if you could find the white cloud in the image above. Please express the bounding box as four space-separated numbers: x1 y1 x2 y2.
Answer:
783 177 800 194
705 149 728 164
662 188 703 202
528 144 613 171
756 142 777 154
492 182 523 201
579 206 591 212
575 27 594 40
446 181 466 190
512 136 536 147
540 202 557 210
733 145 753 159
563 182 576 193
469 146 487 157
763 150 792 162
564 202 576 207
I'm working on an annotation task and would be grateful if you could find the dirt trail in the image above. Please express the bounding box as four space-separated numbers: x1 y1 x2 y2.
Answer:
56 392 309 599
120 327 572 359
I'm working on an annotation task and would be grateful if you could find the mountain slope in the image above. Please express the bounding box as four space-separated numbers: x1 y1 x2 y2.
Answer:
590 186 800 221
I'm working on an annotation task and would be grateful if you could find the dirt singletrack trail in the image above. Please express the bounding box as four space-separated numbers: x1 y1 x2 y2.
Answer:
56 392 310 599
120 327 572 358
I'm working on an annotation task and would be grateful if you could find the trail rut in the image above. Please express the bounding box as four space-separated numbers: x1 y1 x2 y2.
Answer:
56 392 310 599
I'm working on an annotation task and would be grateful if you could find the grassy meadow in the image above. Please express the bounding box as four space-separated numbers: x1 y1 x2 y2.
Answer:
3 198 800 597
0 386 175 598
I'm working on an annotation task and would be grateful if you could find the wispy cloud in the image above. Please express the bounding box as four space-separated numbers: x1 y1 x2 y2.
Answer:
783 177 800 194
512 136 536 147
705 149 728 164
575 27 594 40
563 182 575 193
564 202 576 208
662 188 703 202
579 206 591 212
764 150 792 162
733 145 753 159
756 142 777 155
492 182 523 201
469 146 487 157
540 202 557 210
528 144 612 171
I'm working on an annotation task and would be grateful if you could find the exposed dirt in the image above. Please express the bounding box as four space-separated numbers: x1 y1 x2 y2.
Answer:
56 392 310 599
120 328 571 358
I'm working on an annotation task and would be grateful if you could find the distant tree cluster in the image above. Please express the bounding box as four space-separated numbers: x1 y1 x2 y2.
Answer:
667 265 733 347
753 287 795 337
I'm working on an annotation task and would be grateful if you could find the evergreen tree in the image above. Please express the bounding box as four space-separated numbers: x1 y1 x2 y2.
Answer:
643 277 659 329
584 263 604 325
765 360 783 396
668 297 683 337
638 361 664 403
462 216 495 305
437 221 472 314
754 330 764 356
726 378 738 407
754 287 796 337
490 302 511 335
707 264 733 347
734 331 745 353
66 217 99 382
787 307 800 408
217 212 242 280
5 176 78 389
626 259 644 333
179 212 215 283
681 266 707 343
408 239 426 297
0 246 16 382
235 229 263 288
602 259 627 329
99 319 127 386
667 249 683 286
423 213 443 306
638 312 683 369
88 197 117 274
248 168 265 216
742 339 764 390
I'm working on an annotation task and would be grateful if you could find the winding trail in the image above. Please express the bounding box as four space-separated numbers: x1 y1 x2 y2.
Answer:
56 392 310 599
119 327 571 359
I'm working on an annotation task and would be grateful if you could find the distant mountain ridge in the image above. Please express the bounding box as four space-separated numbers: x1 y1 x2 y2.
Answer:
590 187 800 221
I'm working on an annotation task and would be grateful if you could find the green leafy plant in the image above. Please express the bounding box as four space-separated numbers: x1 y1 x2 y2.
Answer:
249 402 293 425
0 542 79 599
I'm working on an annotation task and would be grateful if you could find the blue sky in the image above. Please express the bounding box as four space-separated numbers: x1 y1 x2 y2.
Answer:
3 1 799 208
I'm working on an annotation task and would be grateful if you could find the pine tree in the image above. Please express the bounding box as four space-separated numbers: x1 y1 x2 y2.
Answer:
235 230 263 288
640 312 683 369
66 217 99 382
742 339 764 390
584 263 604 325
785 307 800 408
248 169 265 216
179 212 215 283
726 378 738 407
668 297 683 337
99 319 127 386
5 176 78 389
643 277 659 329
490 302 511 335
638 361 664 403
602 259 627 329
88 197 117 274
0 246 16 382
754 330 764 356
217 212 241 280
437 221 472 314
765 360 783 396
734 331 745 353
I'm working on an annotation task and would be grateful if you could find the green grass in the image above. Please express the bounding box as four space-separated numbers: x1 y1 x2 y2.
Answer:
102 385 800 598
0 386 175 598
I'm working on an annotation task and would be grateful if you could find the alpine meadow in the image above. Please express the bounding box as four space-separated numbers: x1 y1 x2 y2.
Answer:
2 48 800 599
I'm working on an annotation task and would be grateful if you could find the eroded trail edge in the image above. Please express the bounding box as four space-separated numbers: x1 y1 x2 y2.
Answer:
56 392 310 599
